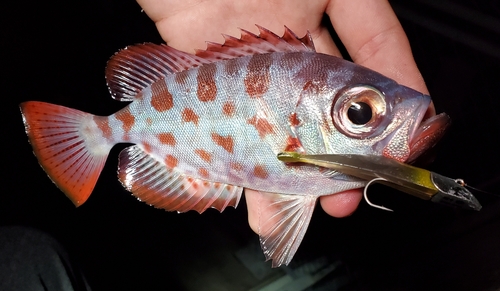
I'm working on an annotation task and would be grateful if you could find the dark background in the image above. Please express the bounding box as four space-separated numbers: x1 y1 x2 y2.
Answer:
2 0 500 290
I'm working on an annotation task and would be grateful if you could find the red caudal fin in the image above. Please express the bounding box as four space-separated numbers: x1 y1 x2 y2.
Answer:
20 101 114 206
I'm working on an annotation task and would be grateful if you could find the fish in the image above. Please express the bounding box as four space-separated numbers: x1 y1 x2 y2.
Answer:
19 25 450 267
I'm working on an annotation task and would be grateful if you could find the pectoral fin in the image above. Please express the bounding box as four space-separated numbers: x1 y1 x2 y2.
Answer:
256 191 317 267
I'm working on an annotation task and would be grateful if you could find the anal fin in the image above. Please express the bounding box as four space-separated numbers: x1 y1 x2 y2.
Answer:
118 145 242 213
257 191 317 267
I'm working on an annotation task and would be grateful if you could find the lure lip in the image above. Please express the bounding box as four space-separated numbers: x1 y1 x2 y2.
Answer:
277 152 482 211
430 173 482 211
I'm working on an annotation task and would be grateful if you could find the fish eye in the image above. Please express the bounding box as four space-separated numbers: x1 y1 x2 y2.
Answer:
332 85 387 139
347 102 372 125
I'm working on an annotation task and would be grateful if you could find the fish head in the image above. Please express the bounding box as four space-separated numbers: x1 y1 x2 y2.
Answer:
293 55 450 163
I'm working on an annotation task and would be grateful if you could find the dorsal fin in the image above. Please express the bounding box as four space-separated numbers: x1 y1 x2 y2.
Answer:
195 25 315 61
105 43 212 101
106 25 315 101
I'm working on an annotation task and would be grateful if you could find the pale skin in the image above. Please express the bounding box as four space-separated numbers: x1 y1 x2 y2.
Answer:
136 0 435 232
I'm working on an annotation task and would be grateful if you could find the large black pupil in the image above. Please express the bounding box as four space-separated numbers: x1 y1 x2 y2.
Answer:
347 102 372 125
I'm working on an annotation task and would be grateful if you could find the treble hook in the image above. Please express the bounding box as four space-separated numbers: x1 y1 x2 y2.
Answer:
364 177 394 212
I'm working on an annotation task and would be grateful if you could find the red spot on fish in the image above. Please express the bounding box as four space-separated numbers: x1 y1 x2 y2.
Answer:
253 165 269 179
182 108 199 125
142 142 152 153
214 182 221 189
195 149 212 163
224 59 240 76
115 108 135 134
244 54 271 98
302 80 315 91
222 101 235 117
94 116 112 140
226 185 233 191
175 70 189 85
192 182 199 190
247 115 274 138
135 92 145 100
289 113 300 127
230 162 244 172
198 168 209 179
187 177 194 183
285 136 303 152
211 133 234 153
146 117 153 126
300 76 327 94
165 155 178 168
151 81 174 112
157 133 176 146
197 63 217 102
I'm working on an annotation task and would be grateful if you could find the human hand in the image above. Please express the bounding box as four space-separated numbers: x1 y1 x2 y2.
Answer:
136 0 434 231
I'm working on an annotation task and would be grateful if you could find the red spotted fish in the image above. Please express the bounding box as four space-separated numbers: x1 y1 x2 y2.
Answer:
20 26 450 267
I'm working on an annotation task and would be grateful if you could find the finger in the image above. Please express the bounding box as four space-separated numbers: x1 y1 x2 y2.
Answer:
244 189 264 233
319 189 363 217
326 0 428 94
246 188 363 234
137 0 343 57
312 26 342 57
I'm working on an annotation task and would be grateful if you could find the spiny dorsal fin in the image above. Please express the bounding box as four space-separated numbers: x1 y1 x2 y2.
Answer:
118 145 242 213
195 25 315 61
106 26 315 102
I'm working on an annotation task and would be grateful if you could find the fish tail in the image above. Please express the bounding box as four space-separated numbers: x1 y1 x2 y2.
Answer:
20 101 115 206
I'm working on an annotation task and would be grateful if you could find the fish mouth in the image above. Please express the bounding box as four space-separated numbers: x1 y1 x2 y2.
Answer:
406 112 451 163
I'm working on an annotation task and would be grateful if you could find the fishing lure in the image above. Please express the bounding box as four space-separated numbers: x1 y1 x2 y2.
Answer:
277 152 481 211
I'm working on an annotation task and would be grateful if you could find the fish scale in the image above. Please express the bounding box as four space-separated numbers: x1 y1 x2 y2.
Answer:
20 25 450 267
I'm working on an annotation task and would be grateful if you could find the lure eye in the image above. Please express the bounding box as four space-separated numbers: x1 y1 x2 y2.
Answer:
332 85 387 138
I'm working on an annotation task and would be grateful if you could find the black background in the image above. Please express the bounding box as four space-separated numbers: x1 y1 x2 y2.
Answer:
2 0 500 290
